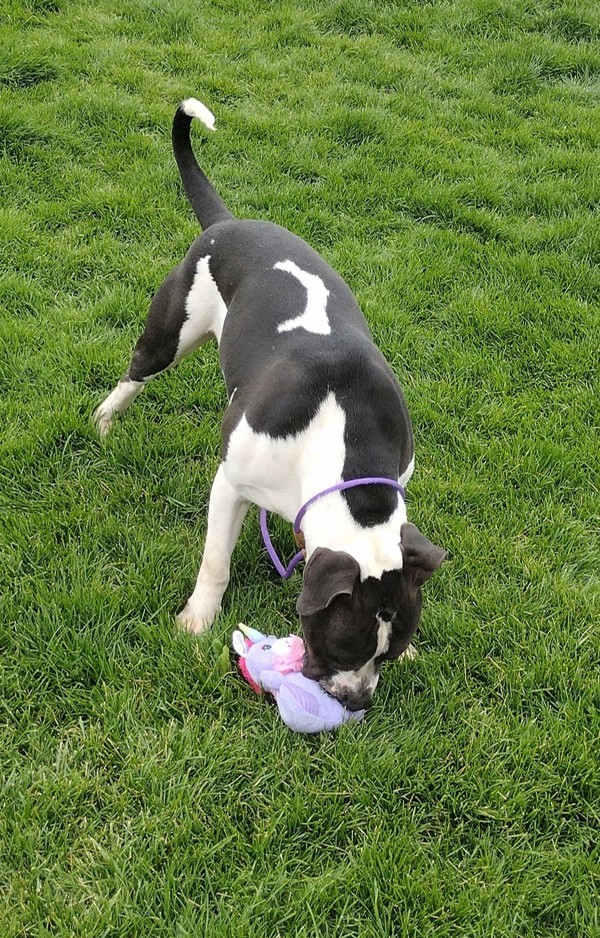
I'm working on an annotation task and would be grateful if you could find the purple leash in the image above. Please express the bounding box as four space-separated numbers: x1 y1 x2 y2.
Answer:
259 477 406 579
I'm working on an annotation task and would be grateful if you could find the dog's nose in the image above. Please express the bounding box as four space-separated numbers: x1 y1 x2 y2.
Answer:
319 677 374 711
340 690 372 712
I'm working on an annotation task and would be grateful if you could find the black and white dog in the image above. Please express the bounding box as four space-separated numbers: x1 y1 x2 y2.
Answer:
95 99 446 711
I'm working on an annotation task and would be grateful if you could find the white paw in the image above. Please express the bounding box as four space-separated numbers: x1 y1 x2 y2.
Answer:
398 643 418 662
176 601 220 634
93 404 114 438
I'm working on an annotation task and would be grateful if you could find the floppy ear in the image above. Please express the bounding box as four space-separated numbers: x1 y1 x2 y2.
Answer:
400 522 447 587
296 547 360 617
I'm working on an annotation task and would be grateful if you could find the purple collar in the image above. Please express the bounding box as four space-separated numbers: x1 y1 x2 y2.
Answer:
259 477 406 579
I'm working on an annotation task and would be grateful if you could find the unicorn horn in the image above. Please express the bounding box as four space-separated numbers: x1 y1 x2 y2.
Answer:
238 623 265 643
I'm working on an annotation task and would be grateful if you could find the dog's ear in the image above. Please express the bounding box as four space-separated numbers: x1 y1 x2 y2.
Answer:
400 522 446 587
296 547 360 617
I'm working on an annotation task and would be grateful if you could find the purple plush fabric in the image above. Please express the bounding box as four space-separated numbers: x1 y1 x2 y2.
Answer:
232 627 365 733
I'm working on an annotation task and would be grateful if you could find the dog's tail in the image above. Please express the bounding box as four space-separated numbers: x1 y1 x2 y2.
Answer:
172 98 234 229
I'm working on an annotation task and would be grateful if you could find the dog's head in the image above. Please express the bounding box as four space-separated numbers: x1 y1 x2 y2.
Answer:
297 523 446 710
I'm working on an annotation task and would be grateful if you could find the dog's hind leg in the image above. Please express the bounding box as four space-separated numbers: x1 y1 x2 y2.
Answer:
94 374 146 438
94 256 224 436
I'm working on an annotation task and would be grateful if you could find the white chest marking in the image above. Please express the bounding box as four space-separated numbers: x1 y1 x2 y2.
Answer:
177 255 228 359
274 260 331 335
399 454 415 488
223 393 346 521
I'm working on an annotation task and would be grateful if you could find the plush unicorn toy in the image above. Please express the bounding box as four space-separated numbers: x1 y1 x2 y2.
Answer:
232 624 365 733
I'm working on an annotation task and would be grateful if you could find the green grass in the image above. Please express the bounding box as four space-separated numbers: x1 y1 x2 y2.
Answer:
1 0 599 934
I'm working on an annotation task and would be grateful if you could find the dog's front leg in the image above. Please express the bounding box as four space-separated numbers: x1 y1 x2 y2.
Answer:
177 464 249 633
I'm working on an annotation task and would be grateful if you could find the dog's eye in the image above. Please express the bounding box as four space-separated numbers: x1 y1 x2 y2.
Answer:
262 644 271 650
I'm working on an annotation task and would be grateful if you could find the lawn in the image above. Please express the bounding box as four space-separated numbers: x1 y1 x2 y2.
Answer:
1 0 599 934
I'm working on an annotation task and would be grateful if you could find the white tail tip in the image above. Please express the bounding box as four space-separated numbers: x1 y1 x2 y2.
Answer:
181 98 216 131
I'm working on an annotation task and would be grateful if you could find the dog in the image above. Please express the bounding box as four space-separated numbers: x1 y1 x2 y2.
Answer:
94 98 446 711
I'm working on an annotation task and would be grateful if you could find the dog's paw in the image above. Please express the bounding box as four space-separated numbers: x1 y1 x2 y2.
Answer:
177 602 219 634
93 403 114 438
398 643 418 662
